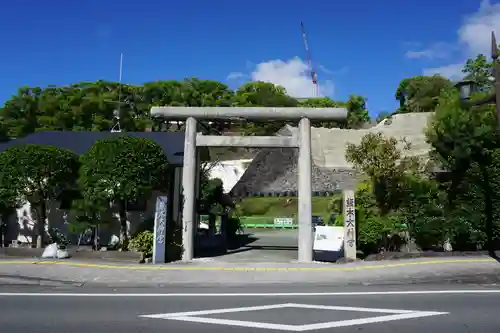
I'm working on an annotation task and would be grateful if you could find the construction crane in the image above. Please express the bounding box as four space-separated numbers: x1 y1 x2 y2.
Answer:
300 21 319 97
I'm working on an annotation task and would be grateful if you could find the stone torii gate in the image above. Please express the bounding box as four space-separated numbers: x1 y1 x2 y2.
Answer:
150 106 348 263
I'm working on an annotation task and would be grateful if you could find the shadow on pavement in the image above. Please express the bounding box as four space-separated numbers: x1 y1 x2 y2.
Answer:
227 233 259 250
489 252 500 263
0 274 83 286
195 232 299 258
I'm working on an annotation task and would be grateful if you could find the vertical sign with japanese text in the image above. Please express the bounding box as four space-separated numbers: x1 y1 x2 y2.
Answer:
343 189 356 260
153 196 168 264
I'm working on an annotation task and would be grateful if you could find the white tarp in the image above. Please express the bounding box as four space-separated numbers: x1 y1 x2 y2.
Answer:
41 243 69 259
313 226 344 252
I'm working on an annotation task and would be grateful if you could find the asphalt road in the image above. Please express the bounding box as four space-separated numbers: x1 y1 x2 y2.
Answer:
1 284 499 332
218 229 299 262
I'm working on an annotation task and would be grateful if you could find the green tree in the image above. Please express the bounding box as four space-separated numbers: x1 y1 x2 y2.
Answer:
462 54 494 92
298 97 346 128
344 132 448 251
345 132 422 215
0 145 79 247
234 81 298 135
79 136 169 250
426 86 500 252
397 173 449 249
395 75 453 113
1 78 372 137
298 97 339 108
0 117 8 142
298 95 370 129
346 95 370 128
68 196 110 250
0 163 19 246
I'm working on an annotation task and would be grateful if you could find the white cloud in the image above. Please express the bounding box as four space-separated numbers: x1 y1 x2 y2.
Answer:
405 42 455 60
228 57 335 98
226 72 248 80
251 57 334 98
423 63 465 80
318 64 335 74
415 0 500 78
458 0 500 56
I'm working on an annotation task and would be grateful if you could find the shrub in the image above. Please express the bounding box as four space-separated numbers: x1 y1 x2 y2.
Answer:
357 214 404 254
130 224 184 263
226 216 242 240
130 230 154 260
332 214 344 226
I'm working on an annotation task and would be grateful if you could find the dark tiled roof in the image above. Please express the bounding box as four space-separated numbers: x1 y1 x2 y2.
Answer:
0 131 185 165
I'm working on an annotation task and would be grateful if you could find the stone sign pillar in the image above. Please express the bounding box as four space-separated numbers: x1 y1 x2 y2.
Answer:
152 196 168 264
343 189 356 260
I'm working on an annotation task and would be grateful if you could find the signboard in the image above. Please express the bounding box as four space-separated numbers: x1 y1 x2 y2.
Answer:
152 196 168 264
343 190 356 260
273 217 293 227
313 226 344 252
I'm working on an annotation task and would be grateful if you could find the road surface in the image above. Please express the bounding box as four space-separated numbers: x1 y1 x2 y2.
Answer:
218 228 299 262
1 284 499 332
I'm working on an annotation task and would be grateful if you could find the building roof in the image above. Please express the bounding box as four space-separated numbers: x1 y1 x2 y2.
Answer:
0 131 186 165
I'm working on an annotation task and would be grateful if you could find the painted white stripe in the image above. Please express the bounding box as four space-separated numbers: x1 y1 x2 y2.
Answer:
141 303 449 331
299 311 448 331
142 304 293 318
170 316 301 331
141 303 417 320
285 303 415 314
0 290 499 297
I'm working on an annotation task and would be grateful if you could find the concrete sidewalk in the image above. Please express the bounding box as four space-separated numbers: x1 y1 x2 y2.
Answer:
0 256 499 287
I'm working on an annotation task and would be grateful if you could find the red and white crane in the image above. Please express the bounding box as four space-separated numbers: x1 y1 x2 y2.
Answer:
300 21 319 97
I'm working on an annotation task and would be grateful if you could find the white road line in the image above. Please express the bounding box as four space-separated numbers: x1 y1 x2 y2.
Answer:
0 290 500 297
170 316 301 331
285 303 415 314
142 304 293 319
141 303 449 331
299 311 448 331
140 303 416 319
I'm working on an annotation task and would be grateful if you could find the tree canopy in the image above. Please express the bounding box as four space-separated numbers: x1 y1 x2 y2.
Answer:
395 75 454 114
0 145 79 247
79 135 169 249
0 79 373 139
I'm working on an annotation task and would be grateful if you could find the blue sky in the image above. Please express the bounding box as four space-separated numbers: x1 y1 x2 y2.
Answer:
1 0 498 117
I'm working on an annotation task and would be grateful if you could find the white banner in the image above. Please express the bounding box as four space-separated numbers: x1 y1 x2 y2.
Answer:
313 226 344 252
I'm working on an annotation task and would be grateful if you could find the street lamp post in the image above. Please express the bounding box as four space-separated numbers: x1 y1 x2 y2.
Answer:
456 32 500 131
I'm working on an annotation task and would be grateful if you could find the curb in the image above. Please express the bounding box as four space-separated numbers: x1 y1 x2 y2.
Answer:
0 258 495 271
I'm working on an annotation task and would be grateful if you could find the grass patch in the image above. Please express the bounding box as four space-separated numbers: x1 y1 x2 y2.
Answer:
237 196 339 223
